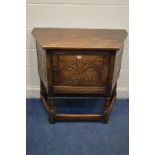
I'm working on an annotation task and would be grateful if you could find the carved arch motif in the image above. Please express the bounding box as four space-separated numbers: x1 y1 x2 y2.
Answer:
60 60 102 86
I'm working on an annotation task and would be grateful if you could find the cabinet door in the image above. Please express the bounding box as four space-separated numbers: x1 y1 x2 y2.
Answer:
53 55 109 87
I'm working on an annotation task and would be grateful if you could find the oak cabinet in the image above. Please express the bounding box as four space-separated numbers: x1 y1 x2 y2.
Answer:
32 28 127 123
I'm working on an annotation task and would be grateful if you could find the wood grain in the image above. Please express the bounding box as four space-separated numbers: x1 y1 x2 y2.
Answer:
32 28 127 50
53 55 109 87
55 114 103 121
36 42 48 89
34 28 127 123
53 86 106 94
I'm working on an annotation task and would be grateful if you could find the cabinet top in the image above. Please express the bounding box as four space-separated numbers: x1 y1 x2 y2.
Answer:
32 28 127 50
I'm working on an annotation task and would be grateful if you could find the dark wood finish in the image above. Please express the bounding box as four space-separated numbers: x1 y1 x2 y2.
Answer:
32 28 127 124
53 55 109 87
53 86 106 94
36 43 48 90
103 84 117 123
55 114 103 121
32 28 127 50
48 97 55 124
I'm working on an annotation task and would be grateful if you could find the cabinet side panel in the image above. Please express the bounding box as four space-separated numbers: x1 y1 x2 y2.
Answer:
107 53 115 96
112 47 123 90
36 42 48 90
46 52 54 95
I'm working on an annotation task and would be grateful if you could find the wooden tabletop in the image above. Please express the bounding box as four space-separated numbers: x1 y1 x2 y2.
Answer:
32 28 127 50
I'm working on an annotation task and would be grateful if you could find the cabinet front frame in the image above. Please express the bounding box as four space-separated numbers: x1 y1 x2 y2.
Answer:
45 49 116 96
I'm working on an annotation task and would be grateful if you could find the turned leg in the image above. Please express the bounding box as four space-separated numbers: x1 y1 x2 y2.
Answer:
103 97 111 123
103 84 117 124
48 97 55 124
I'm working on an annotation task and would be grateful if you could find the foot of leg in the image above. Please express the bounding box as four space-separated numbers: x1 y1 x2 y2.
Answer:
48 114 55 124
103 114 109 124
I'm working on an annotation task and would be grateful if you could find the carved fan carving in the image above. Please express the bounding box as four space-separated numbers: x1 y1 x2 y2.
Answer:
60 60 102 86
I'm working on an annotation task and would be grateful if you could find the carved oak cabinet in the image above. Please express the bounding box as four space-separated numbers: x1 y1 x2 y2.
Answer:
32 28 127 124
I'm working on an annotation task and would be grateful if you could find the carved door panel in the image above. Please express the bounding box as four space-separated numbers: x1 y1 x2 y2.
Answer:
53 55 109 87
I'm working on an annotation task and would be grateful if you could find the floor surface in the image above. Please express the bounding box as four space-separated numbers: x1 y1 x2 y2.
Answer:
26 98 129 155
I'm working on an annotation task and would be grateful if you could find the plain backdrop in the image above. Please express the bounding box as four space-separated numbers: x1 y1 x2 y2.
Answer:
26 0 129 98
